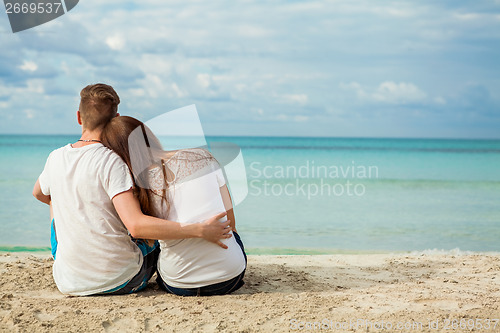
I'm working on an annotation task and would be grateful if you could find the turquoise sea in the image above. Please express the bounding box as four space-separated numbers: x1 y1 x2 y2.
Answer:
1 135 500 254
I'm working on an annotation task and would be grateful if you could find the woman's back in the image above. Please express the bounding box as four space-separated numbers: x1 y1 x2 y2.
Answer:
150 148 246 288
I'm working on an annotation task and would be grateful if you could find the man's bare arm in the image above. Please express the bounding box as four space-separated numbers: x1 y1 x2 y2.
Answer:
112 189 232 249
33 179 51 205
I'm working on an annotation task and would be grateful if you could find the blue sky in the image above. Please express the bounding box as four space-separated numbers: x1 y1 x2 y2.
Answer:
0 0 499 138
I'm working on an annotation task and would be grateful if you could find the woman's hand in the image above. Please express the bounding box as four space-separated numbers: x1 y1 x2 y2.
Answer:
199 212 232 249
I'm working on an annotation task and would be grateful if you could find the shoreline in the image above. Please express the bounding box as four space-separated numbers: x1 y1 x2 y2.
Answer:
2 246 500 256
1 252 499 332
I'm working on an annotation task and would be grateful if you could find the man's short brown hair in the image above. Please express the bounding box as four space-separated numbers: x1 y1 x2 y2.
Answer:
79 83 120 130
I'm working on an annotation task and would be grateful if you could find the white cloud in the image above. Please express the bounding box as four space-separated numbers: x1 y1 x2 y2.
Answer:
285 2 324 12
106 35 125 50
138 74 190 100
372 82 427 104
128 88 146 97
0 80 45 98
294 115 309 122
454 13 482 21
171 83 187 98
137 55 173 76
339 82 366 99
235 25 273 38
276 114 288 121
341 81 427 105
282 94 309 105
19 61 38 72
235 83 247 92
269 113 309 123
24 109 35 119
197 74 212 89
434 97 447 105
371 7 415 18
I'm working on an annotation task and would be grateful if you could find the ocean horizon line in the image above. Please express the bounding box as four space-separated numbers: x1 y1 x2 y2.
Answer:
1 133 500 141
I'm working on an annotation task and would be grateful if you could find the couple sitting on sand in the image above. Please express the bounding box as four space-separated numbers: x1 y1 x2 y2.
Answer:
32 83 247 296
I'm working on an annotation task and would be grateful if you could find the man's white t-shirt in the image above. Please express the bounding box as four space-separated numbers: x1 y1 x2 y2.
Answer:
38 143 141 296
152 149 246 288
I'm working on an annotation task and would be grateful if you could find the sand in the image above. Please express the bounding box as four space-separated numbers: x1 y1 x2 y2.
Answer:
0 252 499 332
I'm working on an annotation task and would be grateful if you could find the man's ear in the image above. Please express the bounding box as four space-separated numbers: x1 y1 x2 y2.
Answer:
77 110 82 125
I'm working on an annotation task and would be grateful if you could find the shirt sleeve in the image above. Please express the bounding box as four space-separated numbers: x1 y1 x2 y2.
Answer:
104 155 135 199
38 153 52 196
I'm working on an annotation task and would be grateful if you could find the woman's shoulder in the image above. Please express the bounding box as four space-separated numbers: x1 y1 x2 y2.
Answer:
166 148 217 167
173 148 214 160
164 148 220 181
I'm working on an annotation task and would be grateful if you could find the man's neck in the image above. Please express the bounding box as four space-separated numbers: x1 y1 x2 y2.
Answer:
72 129 103 148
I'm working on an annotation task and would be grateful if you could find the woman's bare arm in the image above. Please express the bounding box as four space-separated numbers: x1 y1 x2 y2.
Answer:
219 185 236 233
112 189 232 248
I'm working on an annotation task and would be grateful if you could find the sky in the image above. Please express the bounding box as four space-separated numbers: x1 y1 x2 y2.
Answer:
0 0 499 138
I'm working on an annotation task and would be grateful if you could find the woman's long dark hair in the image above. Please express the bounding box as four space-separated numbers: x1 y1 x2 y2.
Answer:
101 116 169 217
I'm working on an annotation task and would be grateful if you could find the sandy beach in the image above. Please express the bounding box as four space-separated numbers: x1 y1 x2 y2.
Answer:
0 253 499 332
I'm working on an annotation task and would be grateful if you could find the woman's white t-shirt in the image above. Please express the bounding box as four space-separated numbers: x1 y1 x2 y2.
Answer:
38 143 141 296
151 148 246 288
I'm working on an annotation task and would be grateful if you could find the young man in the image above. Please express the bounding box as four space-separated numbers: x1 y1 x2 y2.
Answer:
32 84 232 296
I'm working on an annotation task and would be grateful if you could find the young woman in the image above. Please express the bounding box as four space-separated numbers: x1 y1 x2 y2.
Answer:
101 116 246 296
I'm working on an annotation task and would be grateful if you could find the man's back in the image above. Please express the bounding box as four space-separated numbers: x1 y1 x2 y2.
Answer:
39 143 141 295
